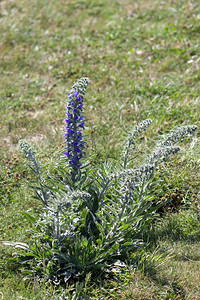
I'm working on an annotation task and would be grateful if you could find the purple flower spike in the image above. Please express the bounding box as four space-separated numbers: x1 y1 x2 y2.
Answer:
64 77 89 182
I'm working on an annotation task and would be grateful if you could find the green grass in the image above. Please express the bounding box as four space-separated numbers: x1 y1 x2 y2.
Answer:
0 0 200 298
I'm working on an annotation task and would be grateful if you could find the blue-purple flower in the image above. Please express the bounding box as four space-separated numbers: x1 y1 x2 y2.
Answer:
64 78 89 181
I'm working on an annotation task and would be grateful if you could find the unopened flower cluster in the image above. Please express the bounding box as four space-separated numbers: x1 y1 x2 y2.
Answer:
48 189 91 212
119 163 155 199
127 119 152 145
64 77 89 170
160 125 197 147
19 140 36 162
147 146 180 165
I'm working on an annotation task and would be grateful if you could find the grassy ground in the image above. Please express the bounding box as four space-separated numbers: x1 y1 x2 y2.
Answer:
0 0 200 298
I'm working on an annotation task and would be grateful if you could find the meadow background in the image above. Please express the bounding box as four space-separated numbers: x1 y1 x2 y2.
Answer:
0 0 200 298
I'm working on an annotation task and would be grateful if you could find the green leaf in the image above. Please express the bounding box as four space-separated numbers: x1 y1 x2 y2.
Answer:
18 212 36 223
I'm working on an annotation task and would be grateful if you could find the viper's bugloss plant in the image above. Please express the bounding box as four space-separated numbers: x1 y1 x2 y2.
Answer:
3 78 198 289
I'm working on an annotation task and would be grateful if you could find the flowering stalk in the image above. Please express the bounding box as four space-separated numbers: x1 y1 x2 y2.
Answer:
123 119 152 169
64 78 89 183
19 140 48 205
160 125 198 147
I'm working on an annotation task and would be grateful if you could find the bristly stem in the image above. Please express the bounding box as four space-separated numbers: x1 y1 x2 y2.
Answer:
123 139 134 169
